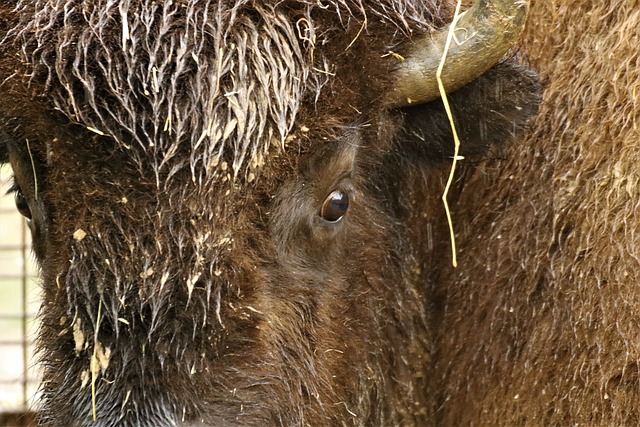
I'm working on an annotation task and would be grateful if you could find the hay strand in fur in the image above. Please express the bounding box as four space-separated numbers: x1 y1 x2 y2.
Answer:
439 0 464 268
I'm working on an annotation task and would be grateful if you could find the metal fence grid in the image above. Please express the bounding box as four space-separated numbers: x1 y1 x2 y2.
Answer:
0 164 41 421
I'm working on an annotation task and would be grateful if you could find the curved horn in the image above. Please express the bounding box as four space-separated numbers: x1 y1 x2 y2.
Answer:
386 0 530 108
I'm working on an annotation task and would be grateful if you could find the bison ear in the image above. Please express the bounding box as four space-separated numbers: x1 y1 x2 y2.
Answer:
396 60 541 161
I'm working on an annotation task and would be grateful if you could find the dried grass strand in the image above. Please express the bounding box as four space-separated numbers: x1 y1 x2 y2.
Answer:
439 0 463 268
25 138 38 201
91 299 102 421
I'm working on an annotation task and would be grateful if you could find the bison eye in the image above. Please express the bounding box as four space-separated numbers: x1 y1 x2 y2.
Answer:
14 186 32 220
320 190 349 222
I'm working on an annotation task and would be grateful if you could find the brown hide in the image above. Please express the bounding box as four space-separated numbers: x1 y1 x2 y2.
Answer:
435 0 640 424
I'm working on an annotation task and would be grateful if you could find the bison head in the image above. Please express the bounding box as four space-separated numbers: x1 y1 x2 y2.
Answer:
0 0 540 425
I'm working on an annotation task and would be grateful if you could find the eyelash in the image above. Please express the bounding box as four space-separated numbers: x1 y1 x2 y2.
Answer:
5 179 19 197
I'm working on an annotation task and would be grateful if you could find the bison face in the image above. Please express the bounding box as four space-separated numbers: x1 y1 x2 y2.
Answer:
0 1 540 426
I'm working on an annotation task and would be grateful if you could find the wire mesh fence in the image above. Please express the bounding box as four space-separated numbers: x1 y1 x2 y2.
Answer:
0 165 41 424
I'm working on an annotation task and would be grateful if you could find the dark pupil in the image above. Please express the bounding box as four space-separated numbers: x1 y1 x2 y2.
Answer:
14 187 32 219
321 190 349 222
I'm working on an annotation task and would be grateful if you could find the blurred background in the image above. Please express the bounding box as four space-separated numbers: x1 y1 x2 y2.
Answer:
0 165 40 426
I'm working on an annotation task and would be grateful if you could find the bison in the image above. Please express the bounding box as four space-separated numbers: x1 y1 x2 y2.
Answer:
0 0 540 425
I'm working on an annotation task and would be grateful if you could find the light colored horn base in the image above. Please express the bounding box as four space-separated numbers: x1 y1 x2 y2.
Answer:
386 0 530 108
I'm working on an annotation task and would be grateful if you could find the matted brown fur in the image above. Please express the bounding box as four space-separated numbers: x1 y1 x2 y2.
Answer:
434 0 640 424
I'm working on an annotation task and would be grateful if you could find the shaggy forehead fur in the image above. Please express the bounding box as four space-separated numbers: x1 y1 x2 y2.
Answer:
9 0 450 179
